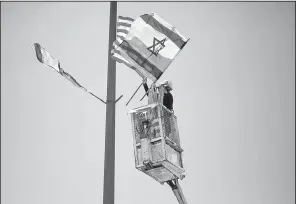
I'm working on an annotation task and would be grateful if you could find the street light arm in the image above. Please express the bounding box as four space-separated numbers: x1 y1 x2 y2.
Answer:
89 92 106 104
115 95 123 103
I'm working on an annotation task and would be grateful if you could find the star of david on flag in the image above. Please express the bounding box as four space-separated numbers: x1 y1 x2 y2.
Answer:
111 13 189 82
147 37 166 56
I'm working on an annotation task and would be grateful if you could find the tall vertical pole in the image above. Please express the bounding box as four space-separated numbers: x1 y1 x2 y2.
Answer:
103 2 117 204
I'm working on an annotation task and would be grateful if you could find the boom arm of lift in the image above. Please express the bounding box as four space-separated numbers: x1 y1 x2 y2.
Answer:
166 179 187 204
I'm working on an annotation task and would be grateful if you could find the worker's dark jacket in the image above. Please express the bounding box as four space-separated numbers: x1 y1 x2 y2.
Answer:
143 83 173 111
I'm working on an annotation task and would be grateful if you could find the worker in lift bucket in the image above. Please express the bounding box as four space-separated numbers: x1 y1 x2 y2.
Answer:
142 77 174 112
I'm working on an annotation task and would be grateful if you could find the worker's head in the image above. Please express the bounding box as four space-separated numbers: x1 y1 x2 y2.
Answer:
161 80 173 91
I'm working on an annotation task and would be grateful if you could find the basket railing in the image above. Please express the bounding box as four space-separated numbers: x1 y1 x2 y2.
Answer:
131 103 181 149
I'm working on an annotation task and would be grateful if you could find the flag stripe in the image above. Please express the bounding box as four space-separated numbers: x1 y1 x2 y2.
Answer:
117 29 129 34
112 53 147 79
118 19 133 25
114 40 121 47
116 35 125 42
140 14 186 49
117 22 131 28
112 53 131 66
119 16 134 22
33 43 60 72
112 51 145 74
57 66 87 91
34 43 44 63
60 71 85 89
117 25 130 31
124 36 173 72
112 49 123 57
152 13 188 41
116 32 127 39
119 40 163 80
112 50 131 65
114 46 159 81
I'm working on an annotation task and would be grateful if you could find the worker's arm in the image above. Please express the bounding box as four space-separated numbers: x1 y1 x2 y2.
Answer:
168 92 174 111
171 94 174 111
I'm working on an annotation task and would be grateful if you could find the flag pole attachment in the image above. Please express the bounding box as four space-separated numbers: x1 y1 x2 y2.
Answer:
126 81 143 106
139 81 158 101
103 2 117 204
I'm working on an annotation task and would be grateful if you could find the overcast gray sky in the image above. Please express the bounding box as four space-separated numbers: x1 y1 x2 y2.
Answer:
1 2 295 204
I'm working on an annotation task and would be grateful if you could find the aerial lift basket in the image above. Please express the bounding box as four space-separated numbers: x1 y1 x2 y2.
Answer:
129 102 185 184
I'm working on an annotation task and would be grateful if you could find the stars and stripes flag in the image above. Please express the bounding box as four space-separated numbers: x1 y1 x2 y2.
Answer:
33 43 106 103
111 13 189 82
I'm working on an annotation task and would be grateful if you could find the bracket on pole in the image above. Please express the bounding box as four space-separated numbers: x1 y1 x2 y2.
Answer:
115 95 123 103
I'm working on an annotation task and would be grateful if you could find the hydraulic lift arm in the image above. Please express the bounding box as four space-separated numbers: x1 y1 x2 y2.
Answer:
166 179 187 204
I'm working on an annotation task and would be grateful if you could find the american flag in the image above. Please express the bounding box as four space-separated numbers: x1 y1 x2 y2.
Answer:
111 16 146 79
